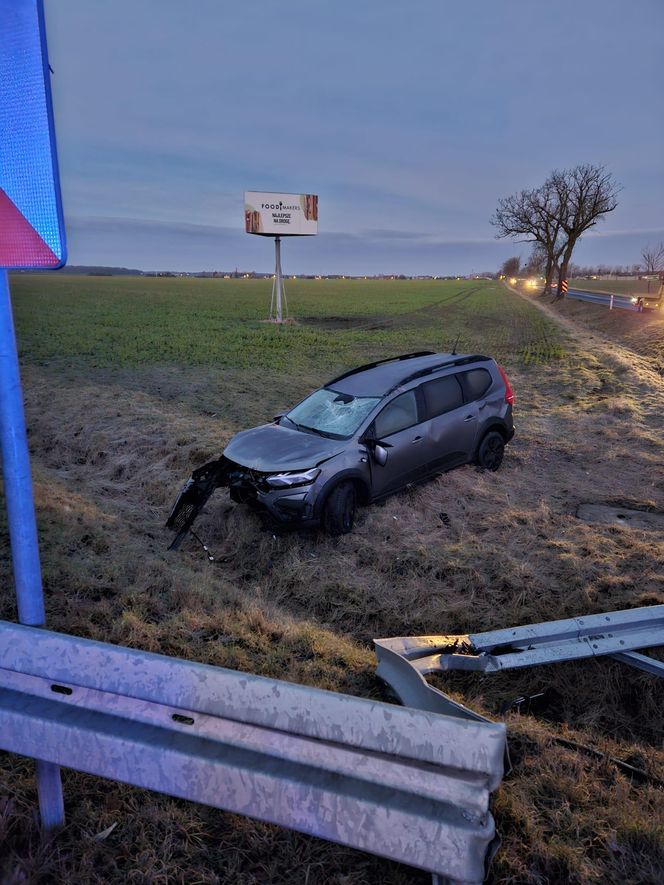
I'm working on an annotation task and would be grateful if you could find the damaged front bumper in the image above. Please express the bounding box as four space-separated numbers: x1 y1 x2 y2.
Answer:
226 463 318 526
165 456 231 548
166 457 320 549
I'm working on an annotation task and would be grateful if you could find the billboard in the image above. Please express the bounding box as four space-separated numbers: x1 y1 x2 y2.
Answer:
244 192 318 236
0 0 66 268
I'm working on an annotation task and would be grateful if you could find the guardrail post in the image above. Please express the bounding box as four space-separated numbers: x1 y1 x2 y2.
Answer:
610 294 614 310
0 268 65 828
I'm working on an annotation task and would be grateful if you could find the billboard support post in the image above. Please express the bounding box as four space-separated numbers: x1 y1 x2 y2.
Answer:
270 235 288 323
0 269 65 828
244 192 317 323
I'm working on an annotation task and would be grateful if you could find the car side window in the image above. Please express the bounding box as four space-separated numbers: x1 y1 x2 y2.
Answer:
374 390 419 438
460 368 492 401
422 374 463 418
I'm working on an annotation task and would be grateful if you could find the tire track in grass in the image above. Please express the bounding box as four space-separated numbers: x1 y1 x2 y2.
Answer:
300 286 484 334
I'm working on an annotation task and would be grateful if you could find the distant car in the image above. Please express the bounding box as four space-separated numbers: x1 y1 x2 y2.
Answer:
630 293 661 310
166 351 515 543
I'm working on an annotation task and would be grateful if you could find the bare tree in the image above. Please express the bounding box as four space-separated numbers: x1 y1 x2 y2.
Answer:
525 243 548 275
641 242 664 273
547 164 620 298
492 182 566 294
494 164 620 298
500 256 521 277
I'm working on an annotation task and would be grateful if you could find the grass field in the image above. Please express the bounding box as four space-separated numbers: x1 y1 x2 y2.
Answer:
1 275 663 884
570 278 662 297
11 275 566 370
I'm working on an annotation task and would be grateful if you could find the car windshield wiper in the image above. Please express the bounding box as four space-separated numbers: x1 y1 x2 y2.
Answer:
298 424 338 439
298 424 329 437
282 416 343 440
281 415 305 431
314 427 343 439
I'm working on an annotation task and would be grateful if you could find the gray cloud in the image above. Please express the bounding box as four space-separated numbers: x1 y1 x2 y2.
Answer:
362 230 432 241
44 0 664 273
64 216 656 277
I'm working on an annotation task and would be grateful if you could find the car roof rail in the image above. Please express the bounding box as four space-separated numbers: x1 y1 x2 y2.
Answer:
325 351 436 386
386 354 491 394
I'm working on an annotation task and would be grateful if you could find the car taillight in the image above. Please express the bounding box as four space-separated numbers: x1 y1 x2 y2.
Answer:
497 364 515 406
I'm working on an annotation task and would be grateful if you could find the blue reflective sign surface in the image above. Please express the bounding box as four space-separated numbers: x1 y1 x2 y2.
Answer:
0 0 66 268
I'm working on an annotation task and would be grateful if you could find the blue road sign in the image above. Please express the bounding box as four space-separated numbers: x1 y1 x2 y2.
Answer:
0 0 66 268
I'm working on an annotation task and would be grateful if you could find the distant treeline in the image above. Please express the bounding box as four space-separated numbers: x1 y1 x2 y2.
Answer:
14 265 144 276
12 267 492 281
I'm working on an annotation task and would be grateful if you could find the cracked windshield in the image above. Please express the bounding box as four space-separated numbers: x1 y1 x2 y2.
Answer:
285 389 380 438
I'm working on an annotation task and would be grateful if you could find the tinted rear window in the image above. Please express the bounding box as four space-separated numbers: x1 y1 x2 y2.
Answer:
460 368 492 401
422 375 463 418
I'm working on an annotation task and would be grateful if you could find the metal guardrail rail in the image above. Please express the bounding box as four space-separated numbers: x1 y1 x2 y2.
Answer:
374 606 664 720
0 620 507 884
567 288 637 311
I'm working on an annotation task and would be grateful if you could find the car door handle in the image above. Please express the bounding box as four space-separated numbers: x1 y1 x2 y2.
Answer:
411 436 423 443
463 415 475 422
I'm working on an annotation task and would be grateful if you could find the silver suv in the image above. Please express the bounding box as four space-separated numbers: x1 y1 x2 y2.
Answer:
167 351 515 543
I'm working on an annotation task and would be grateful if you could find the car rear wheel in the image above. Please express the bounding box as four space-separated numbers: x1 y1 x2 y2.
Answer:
477 431 505 471
322 481 356 535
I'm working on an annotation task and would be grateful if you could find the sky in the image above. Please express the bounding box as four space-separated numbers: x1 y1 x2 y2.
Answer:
43 0 664 275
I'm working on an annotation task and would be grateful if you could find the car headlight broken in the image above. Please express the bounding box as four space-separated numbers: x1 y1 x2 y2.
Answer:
266 468 321 489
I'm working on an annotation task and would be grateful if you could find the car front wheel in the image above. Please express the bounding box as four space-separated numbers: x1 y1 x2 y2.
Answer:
322 481 356 535
476 431 505 471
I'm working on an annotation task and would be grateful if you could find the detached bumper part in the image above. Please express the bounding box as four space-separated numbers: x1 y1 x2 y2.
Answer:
166 457 230 549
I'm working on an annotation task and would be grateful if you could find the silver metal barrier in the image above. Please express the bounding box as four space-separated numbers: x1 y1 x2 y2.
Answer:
374 605 664 720
0 620 507 884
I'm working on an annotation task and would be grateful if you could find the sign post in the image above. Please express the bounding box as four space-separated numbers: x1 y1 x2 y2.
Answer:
0 0 67 828
244 191 318 323
270 235 286 323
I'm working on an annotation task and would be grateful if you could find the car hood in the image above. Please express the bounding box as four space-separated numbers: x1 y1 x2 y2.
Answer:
223 423 347 472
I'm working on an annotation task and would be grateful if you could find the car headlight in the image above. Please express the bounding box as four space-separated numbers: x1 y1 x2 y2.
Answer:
631 297 638 303
266 468 321 489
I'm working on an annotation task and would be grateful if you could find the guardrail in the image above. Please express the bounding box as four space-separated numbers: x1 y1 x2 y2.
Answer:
0 620 507 884
567 288 638 311
374 605 664 720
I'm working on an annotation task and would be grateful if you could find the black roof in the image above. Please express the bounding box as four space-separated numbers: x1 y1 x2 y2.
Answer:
327 352 490 397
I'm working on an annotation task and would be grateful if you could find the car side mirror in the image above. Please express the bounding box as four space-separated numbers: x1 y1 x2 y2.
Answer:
360 435 391 466
373 444 389 467
273 412 285 423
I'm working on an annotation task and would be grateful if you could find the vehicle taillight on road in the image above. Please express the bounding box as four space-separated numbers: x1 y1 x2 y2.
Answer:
497 364 515 405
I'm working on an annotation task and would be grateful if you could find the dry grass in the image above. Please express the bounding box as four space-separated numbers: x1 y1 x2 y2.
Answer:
1 280 663 883
492 719 664 885
545 293 664 375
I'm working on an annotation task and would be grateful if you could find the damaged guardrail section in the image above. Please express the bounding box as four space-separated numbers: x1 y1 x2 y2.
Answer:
374 605 664 720
0 620 507 884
